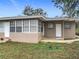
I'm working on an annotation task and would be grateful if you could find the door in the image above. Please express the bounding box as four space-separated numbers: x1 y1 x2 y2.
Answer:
4 22 10 37
56 24 62 38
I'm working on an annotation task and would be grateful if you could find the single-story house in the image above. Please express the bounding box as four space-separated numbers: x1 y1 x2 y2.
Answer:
0 16 77 43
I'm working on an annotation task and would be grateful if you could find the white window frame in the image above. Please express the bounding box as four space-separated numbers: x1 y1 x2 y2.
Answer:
36 20 38 32
15 20 16 32
29 20 30 32
10 20 39 33
22 20 23 32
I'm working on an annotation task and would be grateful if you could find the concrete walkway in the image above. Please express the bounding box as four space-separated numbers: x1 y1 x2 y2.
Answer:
41 39 79 44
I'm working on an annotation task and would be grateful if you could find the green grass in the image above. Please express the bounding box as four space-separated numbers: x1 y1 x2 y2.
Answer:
76 28 79 33
0 41 79 59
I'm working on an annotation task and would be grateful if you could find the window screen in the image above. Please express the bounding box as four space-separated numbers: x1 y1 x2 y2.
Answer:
30 20 37 32
10 20 38 32
16 20 22 32
10 21 15 32
23 20 29 32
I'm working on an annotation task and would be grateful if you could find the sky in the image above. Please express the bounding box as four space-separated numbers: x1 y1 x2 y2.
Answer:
0 0 63 17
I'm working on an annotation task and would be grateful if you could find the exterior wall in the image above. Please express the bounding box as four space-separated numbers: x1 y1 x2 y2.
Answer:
38 20 44 39
0 22 4 32
0 20 75 43
38 32 42 41
0 22 4 38
0 19 42 43
10 32 41 43
44 21 75 39
0 32 4 38
44 21 64 39
9 19 42 43
64 21 75 39
0 32 42 43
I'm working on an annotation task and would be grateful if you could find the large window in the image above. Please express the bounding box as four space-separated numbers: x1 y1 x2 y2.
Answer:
10 20 38 32
10 21 15 32
23 20 29 32
30 20 37 32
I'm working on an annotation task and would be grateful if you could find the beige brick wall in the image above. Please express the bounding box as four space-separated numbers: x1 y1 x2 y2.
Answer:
0 32 4 38
0 32 42 43
64 21 75 38
44 21 64 39
0 21 75 42
10 32 42 43
44 21 75 39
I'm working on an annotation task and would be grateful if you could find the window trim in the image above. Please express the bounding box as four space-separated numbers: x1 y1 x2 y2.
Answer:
29 20 30 32
22 20 23 32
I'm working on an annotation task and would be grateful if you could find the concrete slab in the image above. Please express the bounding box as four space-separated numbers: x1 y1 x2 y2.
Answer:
41 39 79 44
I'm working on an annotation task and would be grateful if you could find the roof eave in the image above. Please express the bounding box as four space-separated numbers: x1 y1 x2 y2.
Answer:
0 15 46 21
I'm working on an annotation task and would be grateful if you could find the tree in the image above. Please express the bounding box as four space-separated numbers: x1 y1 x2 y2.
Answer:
23 5 47 16
52 0 79 17
32 8 47 16
23 5 33 16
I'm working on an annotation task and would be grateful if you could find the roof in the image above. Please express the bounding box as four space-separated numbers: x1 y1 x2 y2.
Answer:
46 17 77 21
0 15 78 21
0 15 46 21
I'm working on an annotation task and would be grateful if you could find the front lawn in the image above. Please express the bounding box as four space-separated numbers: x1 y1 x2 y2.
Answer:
0 41 79 59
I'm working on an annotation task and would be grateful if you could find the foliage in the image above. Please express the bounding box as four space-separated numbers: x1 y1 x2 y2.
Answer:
52 0 79 17
23 5 33 16
23 5 47 16
76 28 79 35
76 22 79 35
33 8 47 16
